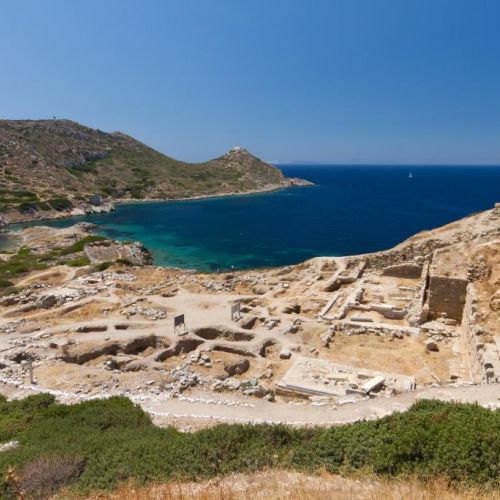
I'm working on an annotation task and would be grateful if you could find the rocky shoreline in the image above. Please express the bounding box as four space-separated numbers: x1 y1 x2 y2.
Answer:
1 178 314 228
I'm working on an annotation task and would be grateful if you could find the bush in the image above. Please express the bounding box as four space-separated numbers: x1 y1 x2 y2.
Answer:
8 455 84 499
47 197 73 211
16 202 40 214
59 236 107 255
17 247 31 257
0 397 497 497
66 256 91 267
93 262 112 272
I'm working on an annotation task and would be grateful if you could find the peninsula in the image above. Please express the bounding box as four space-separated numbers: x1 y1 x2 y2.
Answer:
0 119 311 224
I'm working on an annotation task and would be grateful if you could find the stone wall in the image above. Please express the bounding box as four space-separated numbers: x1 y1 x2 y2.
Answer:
324 261 366 292
331 320 419 338
407 262 430 326
334 286 364 320
461 285 489 383
351 303 407 320
382 263 423 279
428 276 468 322
360 239 445 271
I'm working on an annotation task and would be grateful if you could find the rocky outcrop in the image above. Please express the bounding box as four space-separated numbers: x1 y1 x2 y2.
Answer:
84 241 152 266
287 178 315 187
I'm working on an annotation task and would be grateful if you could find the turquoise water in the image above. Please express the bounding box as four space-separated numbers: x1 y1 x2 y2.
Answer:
13 165 500 271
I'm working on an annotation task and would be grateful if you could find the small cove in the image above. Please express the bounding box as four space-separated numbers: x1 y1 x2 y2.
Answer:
9 165 500 271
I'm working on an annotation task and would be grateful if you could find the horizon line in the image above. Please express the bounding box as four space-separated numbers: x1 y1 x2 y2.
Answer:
274 162 500 167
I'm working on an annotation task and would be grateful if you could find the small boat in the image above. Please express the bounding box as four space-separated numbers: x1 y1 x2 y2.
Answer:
408 172 413 179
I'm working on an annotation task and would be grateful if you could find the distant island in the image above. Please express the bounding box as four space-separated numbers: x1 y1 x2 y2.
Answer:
0 119 312 224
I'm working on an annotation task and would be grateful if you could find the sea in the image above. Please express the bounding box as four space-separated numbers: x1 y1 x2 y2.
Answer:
10 165 500 271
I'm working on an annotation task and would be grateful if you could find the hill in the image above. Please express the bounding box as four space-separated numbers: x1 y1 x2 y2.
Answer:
0 119 309 223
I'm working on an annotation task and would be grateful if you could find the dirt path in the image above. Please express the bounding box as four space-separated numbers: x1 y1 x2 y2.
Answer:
1 377 498 429
142 383 500 426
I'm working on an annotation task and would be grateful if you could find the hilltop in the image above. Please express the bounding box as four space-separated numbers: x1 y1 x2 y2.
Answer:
0 119 310 223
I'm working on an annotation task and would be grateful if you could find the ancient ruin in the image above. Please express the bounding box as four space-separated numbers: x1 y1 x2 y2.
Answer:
0 204 499 428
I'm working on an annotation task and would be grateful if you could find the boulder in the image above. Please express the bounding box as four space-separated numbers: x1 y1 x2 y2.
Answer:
279 349 292 360
425 339 439 352
361 376 385 394
239 315 258 330
224 358 250 376
89 194 103 206
35 294 57 309
282 304 301 314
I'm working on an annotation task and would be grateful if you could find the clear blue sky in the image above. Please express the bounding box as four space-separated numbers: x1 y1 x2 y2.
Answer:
1 0 499 164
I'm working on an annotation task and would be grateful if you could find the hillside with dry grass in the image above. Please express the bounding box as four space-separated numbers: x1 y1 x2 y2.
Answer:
0 119 305 222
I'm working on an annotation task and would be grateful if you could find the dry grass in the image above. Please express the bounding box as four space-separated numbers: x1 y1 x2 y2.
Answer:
7 455 85 499
82 471 498 500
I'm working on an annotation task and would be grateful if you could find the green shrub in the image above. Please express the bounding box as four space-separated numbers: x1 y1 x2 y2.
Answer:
17 247 31 257
16 202 39 214
93 262 111 272
65 256 91 267
47 197 73 211
0 397 498 498
59 236 107 255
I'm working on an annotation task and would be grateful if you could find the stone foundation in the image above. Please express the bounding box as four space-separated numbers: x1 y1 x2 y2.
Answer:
461 285 500 383
428 276 468 322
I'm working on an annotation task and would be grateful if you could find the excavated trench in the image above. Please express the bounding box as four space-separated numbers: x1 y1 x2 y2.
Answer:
212 344 257 358
62 335 160 365
155 338 205 362
192 326 254 342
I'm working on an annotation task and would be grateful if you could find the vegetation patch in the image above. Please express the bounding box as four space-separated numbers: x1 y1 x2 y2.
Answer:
0 237 106 287
0 396 498 497
65 256 91 267
93 262 112 272
47 197 73 211
59 236 107 255
0 247 49 286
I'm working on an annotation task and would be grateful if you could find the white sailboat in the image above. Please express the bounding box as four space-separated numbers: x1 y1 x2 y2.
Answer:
408 172 413 179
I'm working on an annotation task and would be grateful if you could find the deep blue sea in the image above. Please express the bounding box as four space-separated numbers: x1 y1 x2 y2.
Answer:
13 165 500 271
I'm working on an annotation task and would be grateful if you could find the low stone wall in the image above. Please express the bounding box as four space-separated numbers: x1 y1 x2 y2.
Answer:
462 286 486 382
350 303 407 320
331 320 419 338
407 262 430 326
428 276 468 322
361 239 444 270
333 287 364 320
324 261 366 292
462 285 500 383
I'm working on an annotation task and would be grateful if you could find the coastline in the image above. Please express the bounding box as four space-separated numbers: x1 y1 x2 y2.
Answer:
114 179 314 205
3 180 315 230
